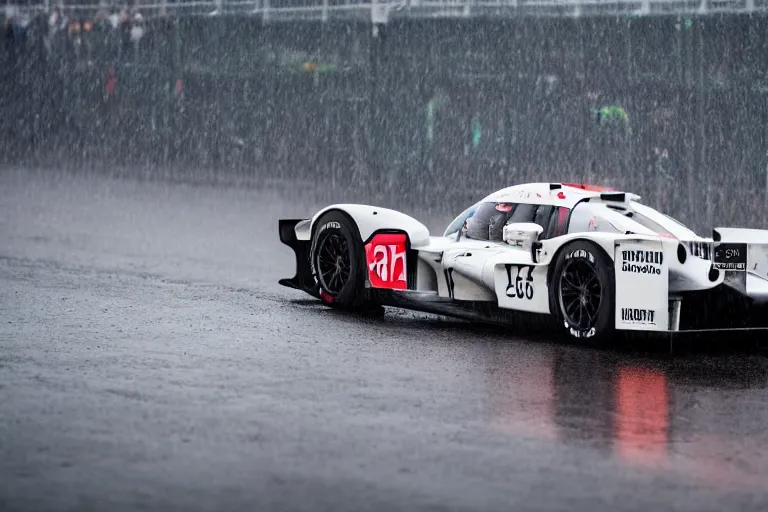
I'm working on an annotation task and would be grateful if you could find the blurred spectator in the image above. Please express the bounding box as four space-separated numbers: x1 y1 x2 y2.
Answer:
48 6 67 33
117 9 146 61
5 8 29 45
130 13 145 45
120 9 131 58
68 17 82 60
44 6 67 59
108 7 120 29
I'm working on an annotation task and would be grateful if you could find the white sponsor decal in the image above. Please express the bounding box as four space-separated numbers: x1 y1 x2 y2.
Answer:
614 242 668 332
369 244 406 283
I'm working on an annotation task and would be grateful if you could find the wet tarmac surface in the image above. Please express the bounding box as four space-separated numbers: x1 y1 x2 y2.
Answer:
2 168 768 511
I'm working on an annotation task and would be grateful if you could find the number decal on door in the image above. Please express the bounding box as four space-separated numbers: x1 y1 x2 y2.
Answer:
505 265 534 300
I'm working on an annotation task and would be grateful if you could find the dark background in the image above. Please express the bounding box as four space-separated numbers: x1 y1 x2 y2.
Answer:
2 13 767 233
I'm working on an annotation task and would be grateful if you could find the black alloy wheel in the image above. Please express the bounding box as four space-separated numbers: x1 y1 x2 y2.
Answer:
550 240 615 344
310 211 367 309
558 257 602 331
315 230 351 296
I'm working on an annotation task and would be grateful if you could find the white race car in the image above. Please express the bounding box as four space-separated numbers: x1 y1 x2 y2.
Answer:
278 182 768 342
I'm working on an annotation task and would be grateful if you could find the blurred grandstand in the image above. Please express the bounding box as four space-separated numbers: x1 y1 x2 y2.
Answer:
4 0 768 21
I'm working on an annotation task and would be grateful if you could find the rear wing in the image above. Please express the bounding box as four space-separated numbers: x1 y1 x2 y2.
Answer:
278 219 318 297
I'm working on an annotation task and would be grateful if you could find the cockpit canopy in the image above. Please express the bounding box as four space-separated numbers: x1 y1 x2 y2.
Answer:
444 193 699 242
444 201 570 241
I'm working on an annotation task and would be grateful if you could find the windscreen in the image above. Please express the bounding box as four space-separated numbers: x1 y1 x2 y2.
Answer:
443 204 478 237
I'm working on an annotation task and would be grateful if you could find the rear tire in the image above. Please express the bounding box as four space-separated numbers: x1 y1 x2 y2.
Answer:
550 240 615 344
310 211 366 309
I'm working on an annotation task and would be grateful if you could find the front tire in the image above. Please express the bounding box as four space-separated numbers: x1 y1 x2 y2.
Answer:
310 211 366 309
550 240 615 344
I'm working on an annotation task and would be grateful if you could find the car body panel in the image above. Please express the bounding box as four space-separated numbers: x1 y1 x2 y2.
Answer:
613 239 669 331
493 261 550 314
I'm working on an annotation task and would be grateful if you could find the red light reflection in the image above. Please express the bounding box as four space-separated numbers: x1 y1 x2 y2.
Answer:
615 367 670 465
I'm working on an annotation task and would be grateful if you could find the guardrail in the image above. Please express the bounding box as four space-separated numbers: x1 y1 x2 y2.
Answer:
5 0 768 20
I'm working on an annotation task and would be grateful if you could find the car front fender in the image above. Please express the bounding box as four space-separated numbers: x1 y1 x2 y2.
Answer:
308 204 431 246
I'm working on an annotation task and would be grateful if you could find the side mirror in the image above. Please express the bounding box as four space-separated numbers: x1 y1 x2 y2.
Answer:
503 222 543 250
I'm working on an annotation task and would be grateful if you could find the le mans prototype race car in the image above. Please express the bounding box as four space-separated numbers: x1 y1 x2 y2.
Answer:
278 182 768 342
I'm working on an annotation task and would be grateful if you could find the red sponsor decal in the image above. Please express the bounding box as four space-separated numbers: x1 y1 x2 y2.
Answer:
557 191 567 200
365 233 408 290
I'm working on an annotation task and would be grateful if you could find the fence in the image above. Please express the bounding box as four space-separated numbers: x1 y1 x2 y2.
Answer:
6 0 768 20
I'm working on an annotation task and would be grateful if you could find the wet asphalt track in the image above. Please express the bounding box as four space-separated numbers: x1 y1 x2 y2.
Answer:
2 168 768 512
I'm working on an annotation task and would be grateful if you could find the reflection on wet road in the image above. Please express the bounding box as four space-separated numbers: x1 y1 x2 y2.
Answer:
1 169 767 511
482 344 768 490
